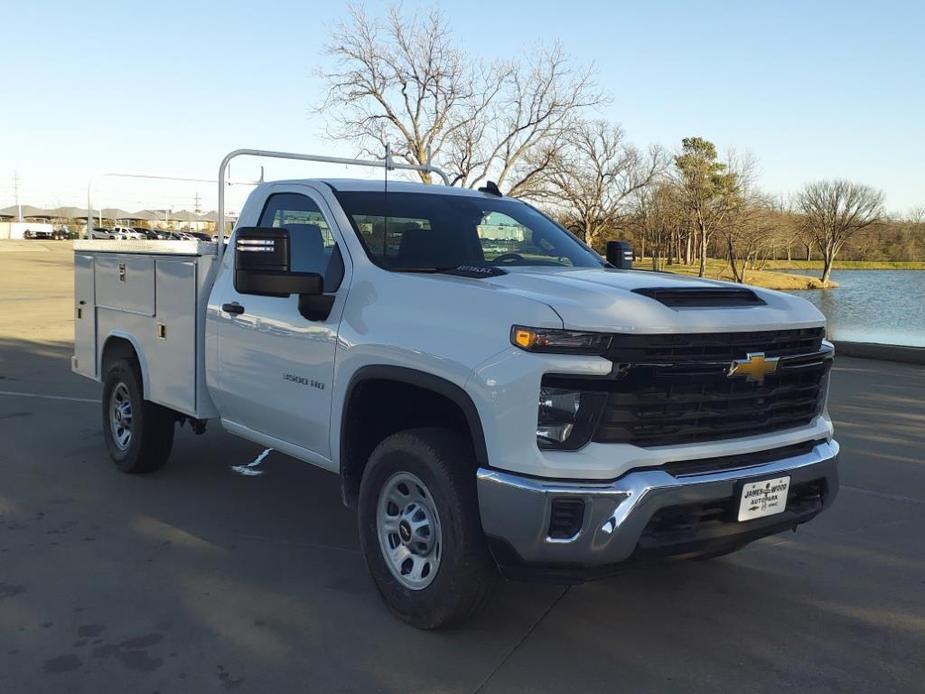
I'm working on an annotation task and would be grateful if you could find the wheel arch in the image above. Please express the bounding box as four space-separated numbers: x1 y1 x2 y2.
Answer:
99 331 151 399
339 365 489 507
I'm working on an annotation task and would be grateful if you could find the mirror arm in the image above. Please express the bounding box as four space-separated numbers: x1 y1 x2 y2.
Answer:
298 293 336 322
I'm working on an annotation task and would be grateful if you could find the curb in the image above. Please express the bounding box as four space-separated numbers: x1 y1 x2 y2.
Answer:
833 341 925 366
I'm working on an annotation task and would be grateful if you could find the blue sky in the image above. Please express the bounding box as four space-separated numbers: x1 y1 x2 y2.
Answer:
1 0 923 214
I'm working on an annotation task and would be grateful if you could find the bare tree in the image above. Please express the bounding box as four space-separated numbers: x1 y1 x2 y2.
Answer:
797 180 885 285
672 137 742 277
720 198 779 282
447 45 605 196
539 120 665 247
716 150 765 282
319 3 473 182
628 182 683 269
319 4 603 190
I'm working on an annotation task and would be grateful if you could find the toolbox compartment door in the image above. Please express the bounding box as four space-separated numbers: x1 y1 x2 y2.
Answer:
147 259 197 412
95 255 155 316
73 254 97 377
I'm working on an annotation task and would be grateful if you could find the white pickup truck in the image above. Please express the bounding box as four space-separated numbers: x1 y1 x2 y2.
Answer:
72 150 838 628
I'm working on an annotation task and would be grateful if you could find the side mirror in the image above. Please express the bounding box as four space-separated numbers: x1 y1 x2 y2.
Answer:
234 227 323 297
606 240 634 269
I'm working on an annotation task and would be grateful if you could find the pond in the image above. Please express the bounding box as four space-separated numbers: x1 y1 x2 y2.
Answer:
781 270 925 347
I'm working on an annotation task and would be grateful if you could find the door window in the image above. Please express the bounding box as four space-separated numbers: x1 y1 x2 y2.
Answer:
258 193 344 291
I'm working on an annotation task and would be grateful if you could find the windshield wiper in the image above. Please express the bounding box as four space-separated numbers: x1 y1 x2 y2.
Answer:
390 266 459 273
391 265 508 278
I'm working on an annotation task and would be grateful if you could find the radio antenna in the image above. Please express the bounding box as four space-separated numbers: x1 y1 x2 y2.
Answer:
383 143 391 257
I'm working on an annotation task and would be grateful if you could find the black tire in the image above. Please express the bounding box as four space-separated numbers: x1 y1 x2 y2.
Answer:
358 427 497 629
101 357 175 473
23 230 32 239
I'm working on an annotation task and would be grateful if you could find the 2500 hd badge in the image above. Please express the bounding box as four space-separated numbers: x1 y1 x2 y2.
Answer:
284 373 325 390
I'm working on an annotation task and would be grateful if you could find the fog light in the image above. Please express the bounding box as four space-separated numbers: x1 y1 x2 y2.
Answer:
535 380 609 450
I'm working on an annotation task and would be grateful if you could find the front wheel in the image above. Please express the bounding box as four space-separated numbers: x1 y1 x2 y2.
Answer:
102 358 175 473
358 428 497 629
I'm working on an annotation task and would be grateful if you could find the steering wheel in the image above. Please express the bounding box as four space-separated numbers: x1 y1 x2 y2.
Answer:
492 252 526 265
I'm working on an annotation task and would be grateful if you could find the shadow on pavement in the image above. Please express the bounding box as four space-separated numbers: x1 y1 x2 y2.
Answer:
1 341 923 692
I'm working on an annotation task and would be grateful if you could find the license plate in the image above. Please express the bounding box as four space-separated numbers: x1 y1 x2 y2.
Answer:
737 476 791 521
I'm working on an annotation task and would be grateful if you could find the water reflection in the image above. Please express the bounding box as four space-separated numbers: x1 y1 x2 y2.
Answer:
781 270 925 347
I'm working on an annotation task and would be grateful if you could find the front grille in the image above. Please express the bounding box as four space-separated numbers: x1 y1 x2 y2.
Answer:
593 361 829 447
566 329 833 448
606 327 824 364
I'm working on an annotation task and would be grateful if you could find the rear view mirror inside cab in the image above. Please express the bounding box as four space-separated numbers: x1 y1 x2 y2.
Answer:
234 227 323 297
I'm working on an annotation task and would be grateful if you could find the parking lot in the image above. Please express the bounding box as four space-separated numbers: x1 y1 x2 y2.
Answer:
1 242 923 693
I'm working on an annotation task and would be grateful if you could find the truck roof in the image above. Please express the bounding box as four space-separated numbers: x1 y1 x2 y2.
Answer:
265 178 497 198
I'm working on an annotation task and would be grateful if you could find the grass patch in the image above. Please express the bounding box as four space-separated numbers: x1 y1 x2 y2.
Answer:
645 258 833 290
762 260 925 270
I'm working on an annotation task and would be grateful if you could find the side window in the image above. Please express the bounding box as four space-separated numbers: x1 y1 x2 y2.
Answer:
258 193 344 292
347 214 433 264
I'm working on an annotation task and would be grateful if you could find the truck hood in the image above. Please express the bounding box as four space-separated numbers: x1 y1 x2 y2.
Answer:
483 267 825 333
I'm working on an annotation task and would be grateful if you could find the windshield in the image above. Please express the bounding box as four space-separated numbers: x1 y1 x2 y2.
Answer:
333 191 604 271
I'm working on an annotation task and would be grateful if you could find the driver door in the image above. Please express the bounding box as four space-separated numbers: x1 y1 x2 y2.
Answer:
217 187 348 463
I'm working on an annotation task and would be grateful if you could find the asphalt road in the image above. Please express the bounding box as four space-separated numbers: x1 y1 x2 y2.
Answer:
1 244 924 693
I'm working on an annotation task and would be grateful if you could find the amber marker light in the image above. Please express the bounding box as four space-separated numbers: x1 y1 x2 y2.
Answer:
512 327 537 349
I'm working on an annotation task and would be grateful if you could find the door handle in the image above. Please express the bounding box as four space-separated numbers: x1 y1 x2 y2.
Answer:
222 302 245 315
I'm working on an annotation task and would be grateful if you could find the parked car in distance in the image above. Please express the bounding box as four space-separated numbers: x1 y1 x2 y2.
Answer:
91 226 136 240
109 226 145 240
17 223 55 239
90 227 118 240
55 224 76 240
162 231 194 241
133 227 166 240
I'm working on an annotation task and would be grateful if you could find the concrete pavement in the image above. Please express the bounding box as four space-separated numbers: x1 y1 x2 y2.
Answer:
0 244 923 693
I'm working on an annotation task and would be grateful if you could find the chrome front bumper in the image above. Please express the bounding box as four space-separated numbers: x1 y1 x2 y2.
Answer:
477 439 839 568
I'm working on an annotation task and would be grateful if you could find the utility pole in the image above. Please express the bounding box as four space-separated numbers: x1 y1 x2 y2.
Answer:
12 171 22 221
192 192 203 233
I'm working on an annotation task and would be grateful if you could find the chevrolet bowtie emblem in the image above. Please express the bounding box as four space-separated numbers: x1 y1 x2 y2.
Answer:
728 352 779 384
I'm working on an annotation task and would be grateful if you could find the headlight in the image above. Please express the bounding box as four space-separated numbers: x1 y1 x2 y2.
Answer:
512 325 611 355
536 381 608 450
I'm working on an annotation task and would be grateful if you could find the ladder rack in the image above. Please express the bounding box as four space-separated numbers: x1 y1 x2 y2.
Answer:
216 148 451 261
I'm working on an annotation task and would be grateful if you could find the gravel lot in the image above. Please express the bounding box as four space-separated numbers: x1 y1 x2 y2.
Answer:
1 242 923 693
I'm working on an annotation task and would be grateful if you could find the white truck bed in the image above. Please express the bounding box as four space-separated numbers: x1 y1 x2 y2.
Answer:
72 240 221 418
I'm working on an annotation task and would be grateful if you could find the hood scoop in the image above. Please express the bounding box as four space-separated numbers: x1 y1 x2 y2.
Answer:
632 286 766 308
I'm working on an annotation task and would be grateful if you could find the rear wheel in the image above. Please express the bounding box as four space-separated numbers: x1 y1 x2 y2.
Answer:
102 358 174 473
358 428 497 629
